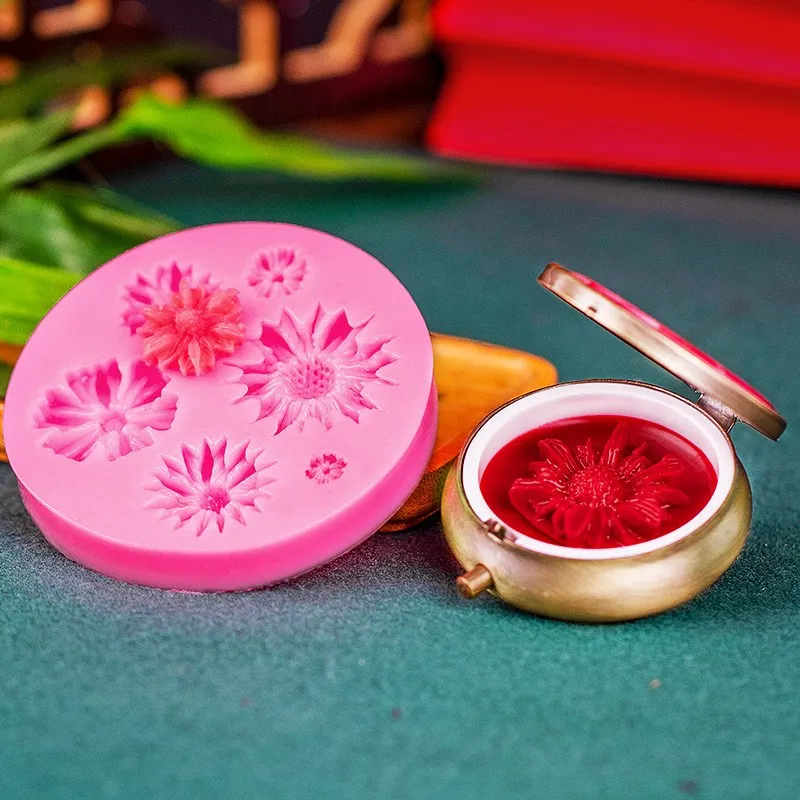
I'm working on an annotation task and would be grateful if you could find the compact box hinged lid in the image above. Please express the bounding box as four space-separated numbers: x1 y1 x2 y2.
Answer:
538 263 786 441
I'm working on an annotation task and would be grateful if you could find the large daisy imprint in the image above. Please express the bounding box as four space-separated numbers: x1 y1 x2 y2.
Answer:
232 304 397 434
35 359 177 462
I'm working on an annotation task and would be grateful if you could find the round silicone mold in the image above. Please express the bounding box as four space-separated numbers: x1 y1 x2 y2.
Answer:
4 222 436 591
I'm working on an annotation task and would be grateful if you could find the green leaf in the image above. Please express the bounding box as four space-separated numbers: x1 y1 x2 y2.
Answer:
115 94 466 182
0 256 81 345
37 181 179 240
0 109 74 175
0 44 221 120
0 361 11 397
0 182 179 273
3 93 473 188
1 122 122 187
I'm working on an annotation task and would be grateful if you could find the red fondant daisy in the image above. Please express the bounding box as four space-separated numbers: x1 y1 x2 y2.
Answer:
509 422 689 548
122 261 215 334
140 281 245 376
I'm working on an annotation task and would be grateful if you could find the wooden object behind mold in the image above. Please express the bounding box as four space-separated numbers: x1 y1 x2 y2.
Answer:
382 334 557 531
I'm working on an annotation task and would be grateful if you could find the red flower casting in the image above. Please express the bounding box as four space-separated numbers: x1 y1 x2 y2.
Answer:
140 281 245 376
508 422 689 548
122 261 215 334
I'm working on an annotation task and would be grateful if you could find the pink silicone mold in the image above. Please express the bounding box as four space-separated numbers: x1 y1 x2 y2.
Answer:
5 222 436 591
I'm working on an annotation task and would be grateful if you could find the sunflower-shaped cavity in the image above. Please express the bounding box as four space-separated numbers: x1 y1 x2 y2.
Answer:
146 437 274 535
231 304 397 434
34 359 177 461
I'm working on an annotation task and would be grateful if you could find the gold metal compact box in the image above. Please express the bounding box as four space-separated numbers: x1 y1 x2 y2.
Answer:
441 264 786 622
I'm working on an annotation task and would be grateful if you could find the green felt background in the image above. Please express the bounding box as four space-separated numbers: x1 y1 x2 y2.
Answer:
2 163 799 800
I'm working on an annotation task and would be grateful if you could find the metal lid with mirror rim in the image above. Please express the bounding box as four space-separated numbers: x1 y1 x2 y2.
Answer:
538 263 786 441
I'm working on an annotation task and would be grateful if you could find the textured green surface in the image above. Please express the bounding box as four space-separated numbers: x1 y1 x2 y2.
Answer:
2 163 799 800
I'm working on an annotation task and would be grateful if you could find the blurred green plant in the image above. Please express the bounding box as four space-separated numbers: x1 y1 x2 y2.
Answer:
0 256 82 347
3 93 452 187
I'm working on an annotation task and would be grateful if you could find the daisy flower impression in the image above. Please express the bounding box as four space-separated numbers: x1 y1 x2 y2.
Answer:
232 304 397 434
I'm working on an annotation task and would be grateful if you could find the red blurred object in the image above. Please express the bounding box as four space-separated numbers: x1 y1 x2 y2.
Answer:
427 0 800 186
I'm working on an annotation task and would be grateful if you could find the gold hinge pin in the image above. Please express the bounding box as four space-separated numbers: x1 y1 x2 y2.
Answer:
456 564 493 599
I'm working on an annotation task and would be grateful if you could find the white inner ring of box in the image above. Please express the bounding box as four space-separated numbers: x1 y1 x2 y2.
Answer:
461 382 736 560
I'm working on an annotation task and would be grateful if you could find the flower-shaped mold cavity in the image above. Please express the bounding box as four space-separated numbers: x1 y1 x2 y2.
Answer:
231 304 397 434
140 281 245 376
4 222 435 591
35 359 177 461
306 453 347 483
247 247 307 298
122 261 215 334
147 437 273 535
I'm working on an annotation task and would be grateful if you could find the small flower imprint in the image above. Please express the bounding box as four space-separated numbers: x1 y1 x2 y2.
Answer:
247 247 307 298
306 453 346 484
231 304 397 434
122 261 215 334
146 437 274 535
140 281 245 376
35 359 177 461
